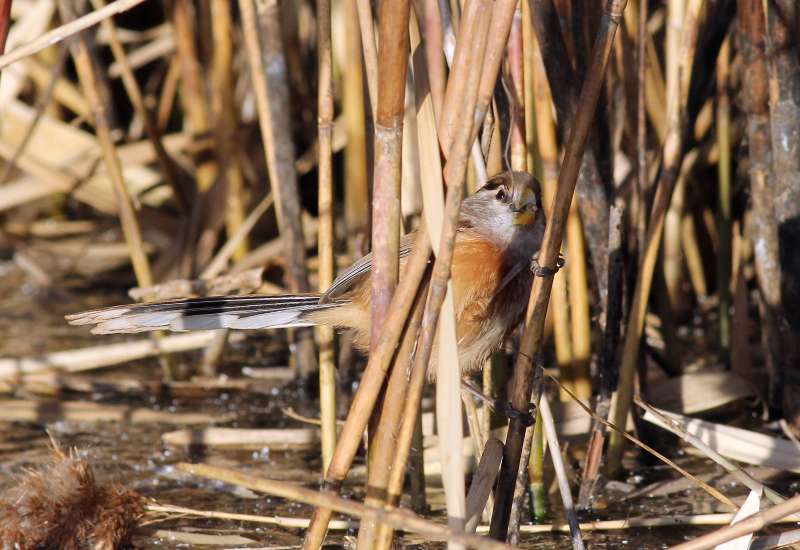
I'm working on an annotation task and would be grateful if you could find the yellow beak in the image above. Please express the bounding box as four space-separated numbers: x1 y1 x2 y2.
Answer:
512 188 536 225
512 211 535 226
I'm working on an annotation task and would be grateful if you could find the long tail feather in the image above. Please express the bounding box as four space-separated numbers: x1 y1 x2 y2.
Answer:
65 294 348 334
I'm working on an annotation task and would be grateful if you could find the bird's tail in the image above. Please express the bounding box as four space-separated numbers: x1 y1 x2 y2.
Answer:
65 294 349 334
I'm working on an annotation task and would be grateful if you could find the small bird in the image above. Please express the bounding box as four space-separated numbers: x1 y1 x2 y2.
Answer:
67 171 545 377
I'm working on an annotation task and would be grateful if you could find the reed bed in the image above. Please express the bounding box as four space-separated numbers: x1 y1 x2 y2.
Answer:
1 0 800 548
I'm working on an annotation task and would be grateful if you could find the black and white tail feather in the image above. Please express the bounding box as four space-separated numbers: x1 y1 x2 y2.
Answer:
66 294 349 334
65 234 416 335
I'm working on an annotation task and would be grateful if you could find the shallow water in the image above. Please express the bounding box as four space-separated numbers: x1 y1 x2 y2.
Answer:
0 271 790 548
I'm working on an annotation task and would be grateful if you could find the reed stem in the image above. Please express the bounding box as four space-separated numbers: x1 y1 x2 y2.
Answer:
490 0 629 539
239 0 317 377
316 0 337 473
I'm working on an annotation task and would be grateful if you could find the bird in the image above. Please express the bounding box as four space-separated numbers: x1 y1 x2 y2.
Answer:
66 171 546 378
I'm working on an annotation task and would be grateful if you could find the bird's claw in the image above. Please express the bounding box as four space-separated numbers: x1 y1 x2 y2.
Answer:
531 254 566 277
500 402 536 427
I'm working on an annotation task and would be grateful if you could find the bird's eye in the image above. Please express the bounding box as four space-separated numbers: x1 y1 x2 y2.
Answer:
495 188 507 202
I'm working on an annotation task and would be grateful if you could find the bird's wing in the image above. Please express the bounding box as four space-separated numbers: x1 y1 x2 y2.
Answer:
320 231 417 302
66 294 345 334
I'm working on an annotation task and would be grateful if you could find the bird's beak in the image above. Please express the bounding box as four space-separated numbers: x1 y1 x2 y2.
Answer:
512 188 536 226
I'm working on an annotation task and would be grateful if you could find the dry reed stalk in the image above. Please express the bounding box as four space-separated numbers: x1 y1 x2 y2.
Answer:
578 7 636 492
465 438 503 532
60 3 152 291
146 503 357 530
0 0 145 69
106 33 175 79
0 47 68 188
363 0 412 519
605 0 704 477
210 0 247 261
660 0 689 365
566 204 591 399
91 0 189 212
370 0 411 344
177 462 515 550
520 15 546 519
147 502 800 534
163 428 321 450
632 0 646 289
521 0 538 171
529 29 574 397
507 7 526 172
435 6 489 186
422 0 445 118
490 0 629 539
737 0 782 403
437 0 479 153
435 7 492 545
356 272 427 549
508 405 533 543
156 57 180 131
622 0 667 141
540 395 585 549
239 0 317 377
716 35 731 363
0 331 235 378
681 213 708 297
527 408 546 519
578 198 626 507
316 0 336 472
170 0 214 195
374 8 493 549
505 8 533 537
0 398 224 424
303 229 432 548
355 0 378 118
343 0 369 249
201 193 274 279
765 0 800 423
527 0 611 308
471 0 519 142
667 494 800 550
